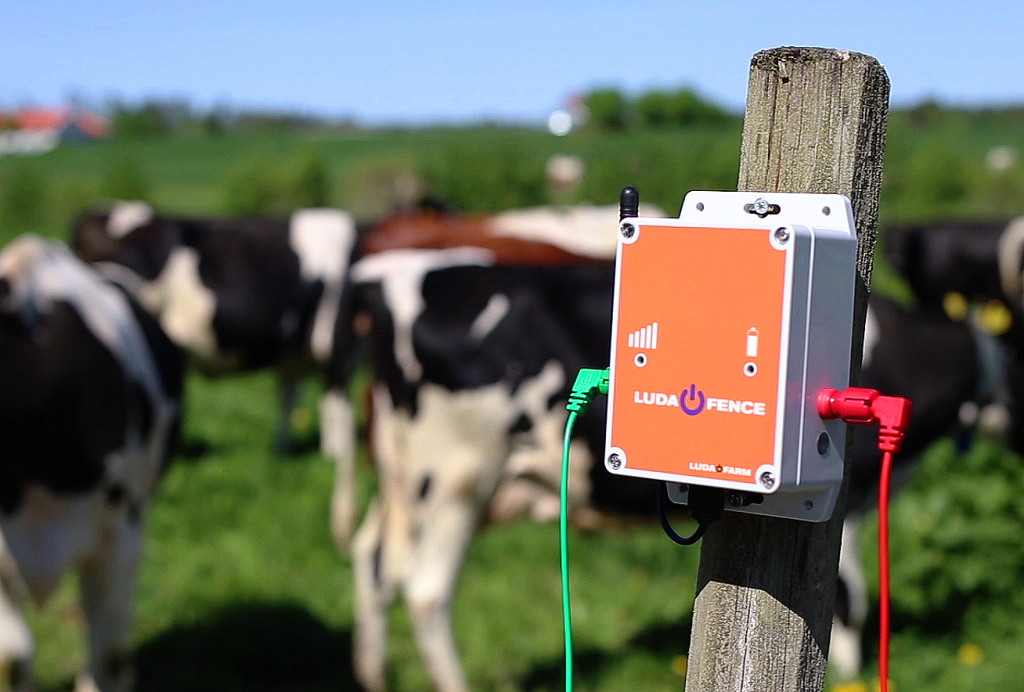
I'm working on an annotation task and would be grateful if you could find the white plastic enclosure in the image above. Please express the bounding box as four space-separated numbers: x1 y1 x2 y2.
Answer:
604 191 858 521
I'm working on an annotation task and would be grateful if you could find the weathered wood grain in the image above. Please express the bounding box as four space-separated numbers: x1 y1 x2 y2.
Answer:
685 46 889 692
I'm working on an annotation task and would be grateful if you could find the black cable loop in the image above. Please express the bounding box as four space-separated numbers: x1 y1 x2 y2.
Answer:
657 482 708 546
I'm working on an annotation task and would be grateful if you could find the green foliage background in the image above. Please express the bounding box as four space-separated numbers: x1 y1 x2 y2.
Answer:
2 103 1024 690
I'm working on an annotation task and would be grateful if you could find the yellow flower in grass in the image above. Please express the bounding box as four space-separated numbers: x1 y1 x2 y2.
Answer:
978 300 1013 335
957 642 984 666
831 682 868 692
943 292 969 321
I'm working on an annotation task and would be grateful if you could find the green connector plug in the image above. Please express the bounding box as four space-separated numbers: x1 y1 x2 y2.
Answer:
566 368 610 413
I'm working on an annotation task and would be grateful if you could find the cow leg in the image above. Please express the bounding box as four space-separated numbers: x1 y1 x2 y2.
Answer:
352 500 401 692
76 509 143 692
403 496 478 692
399 388 512 692
275 371 302 454
395 373 558 692
0 538 33 692
830 517 868 681
322 387 358 550
353 384 410 692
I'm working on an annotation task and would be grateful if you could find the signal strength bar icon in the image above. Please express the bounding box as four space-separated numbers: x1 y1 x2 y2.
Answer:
628 322 659 349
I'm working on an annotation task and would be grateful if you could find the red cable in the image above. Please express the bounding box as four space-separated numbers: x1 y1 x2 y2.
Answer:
817 388 910 692
878 449 893 692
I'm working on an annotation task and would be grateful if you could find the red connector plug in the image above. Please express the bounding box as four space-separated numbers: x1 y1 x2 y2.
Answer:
817 387 912 451
817 387 912 692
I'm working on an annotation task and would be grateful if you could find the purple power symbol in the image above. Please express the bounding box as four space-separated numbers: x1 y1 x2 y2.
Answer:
680 383 705 415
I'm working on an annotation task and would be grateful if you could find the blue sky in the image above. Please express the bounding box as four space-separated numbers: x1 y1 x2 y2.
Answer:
5 0 1024 124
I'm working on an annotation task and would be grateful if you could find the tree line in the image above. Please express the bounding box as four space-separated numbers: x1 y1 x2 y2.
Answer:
582 86 735 131
106 88 735 140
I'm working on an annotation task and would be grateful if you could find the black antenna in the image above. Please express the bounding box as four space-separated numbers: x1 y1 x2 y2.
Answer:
619 186 639 221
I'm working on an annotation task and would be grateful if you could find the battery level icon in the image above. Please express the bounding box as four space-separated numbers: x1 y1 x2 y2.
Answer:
746 328 759 358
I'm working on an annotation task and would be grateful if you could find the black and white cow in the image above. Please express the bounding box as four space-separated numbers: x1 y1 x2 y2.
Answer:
0 235 184 692
884 217 1023 446
339 242 997 692
343 250 628 692
884 218 1024 311
71 202 364 543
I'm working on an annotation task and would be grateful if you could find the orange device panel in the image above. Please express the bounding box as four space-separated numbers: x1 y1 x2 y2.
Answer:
607 224 789 489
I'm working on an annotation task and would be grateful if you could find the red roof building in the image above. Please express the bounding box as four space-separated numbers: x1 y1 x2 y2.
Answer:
14 107 108 141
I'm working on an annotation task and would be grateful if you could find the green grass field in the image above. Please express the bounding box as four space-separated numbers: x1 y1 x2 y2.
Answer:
25 371 706 691
21 372 1024 691
6 118 1024 690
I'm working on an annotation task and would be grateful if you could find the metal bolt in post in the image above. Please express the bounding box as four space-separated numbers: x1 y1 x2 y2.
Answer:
607 453 622 470
753 197 770 215
774 226 791 243
619 222 636 240
758 470 776 490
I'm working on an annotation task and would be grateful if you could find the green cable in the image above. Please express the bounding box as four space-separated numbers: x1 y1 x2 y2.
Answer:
561 367 609 692
560 408 578 692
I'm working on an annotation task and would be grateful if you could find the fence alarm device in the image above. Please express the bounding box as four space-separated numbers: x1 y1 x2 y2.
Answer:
604 191 859 521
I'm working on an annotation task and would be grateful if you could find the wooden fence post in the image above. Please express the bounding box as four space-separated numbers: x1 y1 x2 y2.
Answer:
684 47 890 691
